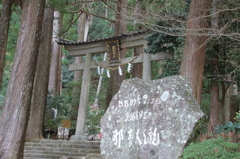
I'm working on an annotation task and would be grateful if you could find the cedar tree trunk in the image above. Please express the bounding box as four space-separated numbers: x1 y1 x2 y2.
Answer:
26 5 54 142
180 0 212 103
207 81 220 134
207 0 220 134
114 0 128 90
48 10 62 94
0 0 45 158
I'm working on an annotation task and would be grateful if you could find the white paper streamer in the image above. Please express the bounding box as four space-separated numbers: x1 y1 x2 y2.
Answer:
107 69 110 78
118 66 122 76
97 66 101 75
127 63 132 73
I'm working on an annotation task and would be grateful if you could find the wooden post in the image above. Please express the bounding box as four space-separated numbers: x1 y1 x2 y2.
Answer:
143 43 151 80
71 53 92 140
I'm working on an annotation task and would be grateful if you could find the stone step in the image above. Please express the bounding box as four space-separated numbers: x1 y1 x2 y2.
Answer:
24 158 49 159
24 150 86 156
28 139 100 145
86 154 102 158
23 139 102 159
24 153 102 159
24 143 100 149
24 147 100 154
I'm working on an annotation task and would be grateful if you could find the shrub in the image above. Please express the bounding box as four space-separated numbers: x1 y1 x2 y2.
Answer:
86 109 104 135
214 111 240 134
181 137 240 159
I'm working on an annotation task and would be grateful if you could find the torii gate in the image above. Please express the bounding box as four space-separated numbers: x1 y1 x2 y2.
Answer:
58 30 171 140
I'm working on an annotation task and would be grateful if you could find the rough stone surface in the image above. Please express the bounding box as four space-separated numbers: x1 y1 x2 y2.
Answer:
70 135 88 141
100 76 204 159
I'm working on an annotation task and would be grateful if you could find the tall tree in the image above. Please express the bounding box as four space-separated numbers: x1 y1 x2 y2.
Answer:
180 0 212 103
207 0 220 134
0 0 13 90
26 3 54 142
114 0 128 37
0 0 45 158
48 10 62 94
207 55 220 133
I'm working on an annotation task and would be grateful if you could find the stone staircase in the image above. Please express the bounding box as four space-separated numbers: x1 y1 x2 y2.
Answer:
24 139 102 159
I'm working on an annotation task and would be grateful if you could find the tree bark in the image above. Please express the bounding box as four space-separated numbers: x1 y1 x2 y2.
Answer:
207 50 221 134
207 81 220 134
180 0 212 103
133 0 144 30
115 0 128 36
220 81 226 124
117 0 127 85
230 84 239 122
0 0 12 90
224 77 238 123
0 0 45 158
207 0 221 134
25 5 54 142
57 46 62 94
224 76 231 122
48 10 62 94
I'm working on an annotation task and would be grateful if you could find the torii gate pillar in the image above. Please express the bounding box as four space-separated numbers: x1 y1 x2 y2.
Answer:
143 43 151 81
70 53 92 140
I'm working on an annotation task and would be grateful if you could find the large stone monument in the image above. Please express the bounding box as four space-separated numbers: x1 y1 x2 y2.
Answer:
100 76 204 159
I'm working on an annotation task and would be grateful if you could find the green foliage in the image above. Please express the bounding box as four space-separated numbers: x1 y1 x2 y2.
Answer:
205 39 240 85
61 13 79 41
214 111 240 134
204 0 240 90
63 80 82 128
151 61 163 80
1 5 21 94
181 137 240 159
145 31 183 55
48 0 71 13
144 18 184 79
214 122 240 134
187 117 208 145
45 92 72 130
86 109 104 135
88 18 113 40
200 93 211 115
235 111 240 122
7 4 21 56
62 58 74 87
158 58 181 78
0 94 4 114
145 30 183 79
